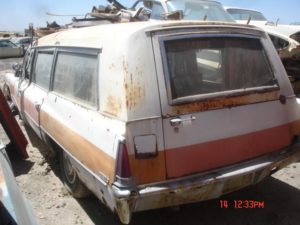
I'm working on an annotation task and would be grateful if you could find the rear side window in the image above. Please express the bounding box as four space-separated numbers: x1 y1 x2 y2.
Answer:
34 52 53 90
162 36 276 102
53 52 98 107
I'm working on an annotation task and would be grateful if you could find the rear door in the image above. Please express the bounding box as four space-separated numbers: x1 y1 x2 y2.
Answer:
22 49 54 138
152 29 293 179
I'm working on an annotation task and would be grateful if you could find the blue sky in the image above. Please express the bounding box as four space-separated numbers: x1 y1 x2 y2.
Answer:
1 0 300 32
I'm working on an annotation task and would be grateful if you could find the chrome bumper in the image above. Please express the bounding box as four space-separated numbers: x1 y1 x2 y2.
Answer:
112 143 300 224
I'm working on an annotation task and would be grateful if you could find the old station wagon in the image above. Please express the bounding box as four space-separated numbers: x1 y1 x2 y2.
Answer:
3 20 300 223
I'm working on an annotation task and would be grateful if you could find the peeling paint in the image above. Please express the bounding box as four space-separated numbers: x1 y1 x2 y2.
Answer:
104 95 122 117
122 59 146 110
170 91 279 116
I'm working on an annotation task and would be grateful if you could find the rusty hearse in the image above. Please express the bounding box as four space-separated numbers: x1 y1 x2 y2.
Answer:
3 16 300 224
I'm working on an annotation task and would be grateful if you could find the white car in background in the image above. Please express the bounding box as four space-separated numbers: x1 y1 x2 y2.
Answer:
224 7 272 25
0 38 24 58
132 0 235 22
225 7 300 43
11 37 37 52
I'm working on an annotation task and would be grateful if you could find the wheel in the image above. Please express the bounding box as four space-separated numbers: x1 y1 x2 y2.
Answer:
59 151 91 198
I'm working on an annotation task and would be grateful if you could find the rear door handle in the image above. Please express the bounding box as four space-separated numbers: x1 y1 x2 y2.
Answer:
170 115 196 126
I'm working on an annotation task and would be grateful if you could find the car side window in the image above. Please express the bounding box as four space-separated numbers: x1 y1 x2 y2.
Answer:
0 40 15 47
33 52 54 90
53 52 98 107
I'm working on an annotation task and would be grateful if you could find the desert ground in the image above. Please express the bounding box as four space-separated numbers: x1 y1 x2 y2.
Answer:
1 57 300 225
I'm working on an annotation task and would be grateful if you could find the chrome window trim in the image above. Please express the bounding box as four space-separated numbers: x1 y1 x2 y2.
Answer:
31 48 55 91
50 47 101 110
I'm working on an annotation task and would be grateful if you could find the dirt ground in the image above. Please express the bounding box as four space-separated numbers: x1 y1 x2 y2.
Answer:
1 57 300 225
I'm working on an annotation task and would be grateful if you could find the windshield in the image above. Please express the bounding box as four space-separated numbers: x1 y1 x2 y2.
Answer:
11 38 20 44
166 0 235 22
0 40 17 47
226 8 267 21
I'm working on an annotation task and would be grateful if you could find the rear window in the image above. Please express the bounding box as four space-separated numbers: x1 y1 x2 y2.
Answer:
162 36 276 102
53 52 98 107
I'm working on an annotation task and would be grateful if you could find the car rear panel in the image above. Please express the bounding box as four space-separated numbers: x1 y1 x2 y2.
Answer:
150 25 300 179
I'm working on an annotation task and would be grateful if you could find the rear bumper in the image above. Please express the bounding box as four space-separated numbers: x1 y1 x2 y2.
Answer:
112 142 300 224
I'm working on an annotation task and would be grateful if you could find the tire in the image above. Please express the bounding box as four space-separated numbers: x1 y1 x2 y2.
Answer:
59 151 91 198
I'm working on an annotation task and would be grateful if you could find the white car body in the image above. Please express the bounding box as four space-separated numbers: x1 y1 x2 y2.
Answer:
4 20 300 224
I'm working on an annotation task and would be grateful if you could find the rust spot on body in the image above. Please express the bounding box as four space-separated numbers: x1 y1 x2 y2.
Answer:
125 82 145 110
289 119 300 137
104 96 122 117
171 91 279 116
122 59 146 110
129 151 166 185
109 64 116 70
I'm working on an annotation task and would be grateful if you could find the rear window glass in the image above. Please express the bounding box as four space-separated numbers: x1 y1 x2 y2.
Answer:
163 36 276 101
53 52 98 107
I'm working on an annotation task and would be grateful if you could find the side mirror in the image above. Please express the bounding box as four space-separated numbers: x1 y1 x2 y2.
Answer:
12 63 21 71
12 63 21 77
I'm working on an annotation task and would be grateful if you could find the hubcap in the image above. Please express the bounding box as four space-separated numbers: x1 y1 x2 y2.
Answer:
63 153 76 184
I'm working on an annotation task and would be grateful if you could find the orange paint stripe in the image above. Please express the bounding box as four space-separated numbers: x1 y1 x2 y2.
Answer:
129 151 166 185
165 122 292 178
40 112 115 183
171 90 279 115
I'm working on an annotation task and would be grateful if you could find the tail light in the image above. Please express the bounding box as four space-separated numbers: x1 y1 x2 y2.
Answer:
116 142 132 178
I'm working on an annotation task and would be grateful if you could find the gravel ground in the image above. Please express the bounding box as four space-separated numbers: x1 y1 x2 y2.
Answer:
1 58 300 225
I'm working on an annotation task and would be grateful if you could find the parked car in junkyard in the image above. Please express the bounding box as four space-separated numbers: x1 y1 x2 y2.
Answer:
224 7 272 25
3 15 300 224
0 38 24 58
224 7 300 37
131 0 235 21
11 37 36 52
